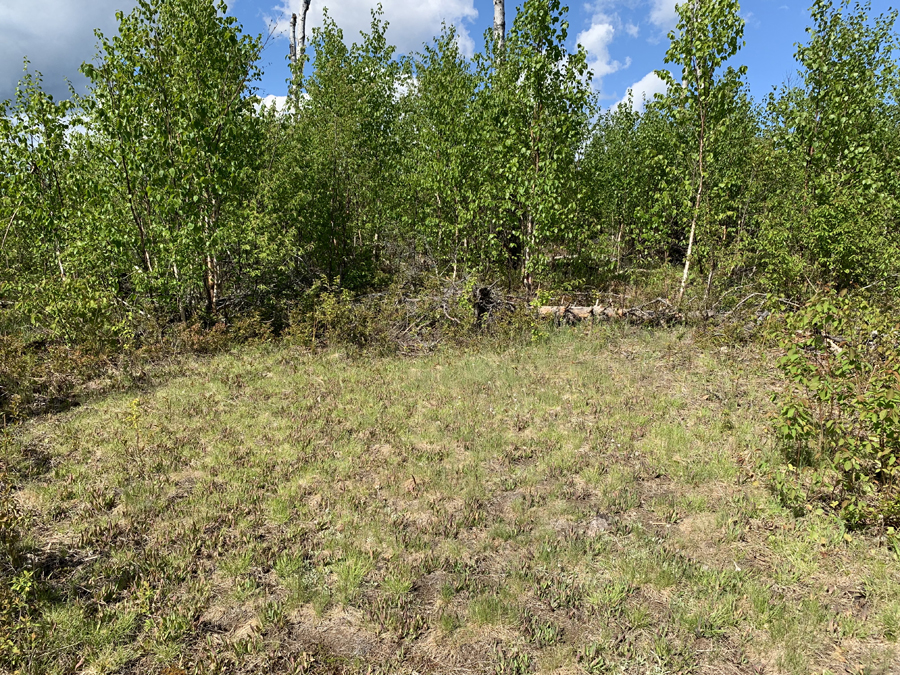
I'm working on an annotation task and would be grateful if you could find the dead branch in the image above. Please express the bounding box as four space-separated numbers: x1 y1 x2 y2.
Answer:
725 292 768 316
1 204 21 254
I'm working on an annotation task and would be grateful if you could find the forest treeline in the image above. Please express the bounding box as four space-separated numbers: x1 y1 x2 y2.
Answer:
2 0 898 351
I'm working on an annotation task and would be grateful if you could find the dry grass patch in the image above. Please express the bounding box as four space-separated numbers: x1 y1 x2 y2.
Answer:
4 325 899 674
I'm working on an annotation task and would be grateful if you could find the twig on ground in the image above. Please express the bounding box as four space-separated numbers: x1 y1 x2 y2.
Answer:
636 297 672 310
725 292 768 316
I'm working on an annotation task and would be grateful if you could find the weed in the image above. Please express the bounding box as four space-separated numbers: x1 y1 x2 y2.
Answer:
578 642 610 674
587 580 635 616
531 568 585 615
624 602 654 630
259 599 287 629
520 609 564 647
470 593 514 626
494 645 533 675
334 554 372 604
438 611 461 634
364 593 428 640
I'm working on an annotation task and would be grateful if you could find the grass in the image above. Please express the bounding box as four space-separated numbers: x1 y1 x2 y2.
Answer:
4 324 900 674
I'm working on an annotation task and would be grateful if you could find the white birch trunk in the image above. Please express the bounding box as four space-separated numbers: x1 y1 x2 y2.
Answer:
299 0 311 56
289 13 297 64
676 130 703 307
493 0 505 48
676 46 705 308
289 1 311 112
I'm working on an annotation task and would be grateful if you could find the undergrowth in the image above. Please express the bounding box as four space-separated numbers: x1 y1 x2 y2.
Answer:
0 274 544 421
1 417 36 668
774 289 900 528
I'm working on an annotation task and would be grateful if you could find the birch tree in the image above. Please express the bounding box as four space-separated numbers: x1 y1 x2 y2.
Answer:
81 0 263 316
477 0 593 290
657 0 746 306
404 25 481 277
289 0 313 107
770 0 899 287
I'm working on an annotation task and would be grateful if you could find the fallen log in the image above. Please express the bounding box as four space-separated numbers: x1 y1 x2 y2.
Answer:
471 288 723 326
537 297 724 325
538 304 686 325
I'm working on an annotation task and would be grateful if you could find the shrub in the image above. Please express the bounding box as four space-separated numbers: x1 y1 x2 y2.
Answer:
0 334 113 419
284 275 477 354
774 290 900 527
0 429 36 667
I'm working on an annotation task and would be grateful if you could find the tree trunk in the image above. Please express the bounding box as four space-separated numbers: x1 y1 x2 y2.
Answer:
676 7 705 308
0 205 20 254
56 244 66 281
537 303 685 324
676 153 702 307
493 0 505 48
523 212 534 294
289 13 297 63
289 0 311 110
119 150 153 273
536 303 726 325
676 86 705 307
704 257 714 304
202 210 219 315
614 216 624 272
204 253 218 315
298 0 311 56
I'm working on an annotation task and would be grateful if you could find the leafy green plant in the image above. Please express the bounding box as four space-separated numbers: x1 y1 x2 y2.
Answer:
762 0 900 290
775 290 900 526
0 420 37 667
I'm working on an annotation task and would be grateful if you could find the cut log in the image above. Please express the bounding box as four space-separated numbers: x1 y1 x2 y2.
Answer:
470 288 730 326
537 299 692 325
537 304 725 325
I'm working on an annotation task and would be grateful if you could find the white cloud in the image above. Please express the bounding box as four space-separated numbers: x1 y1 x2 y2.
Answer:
0 0 140 101
648 0 678 32
625 22 639 37
268 0 479 57
395 74 418 99
258 94 289 111
742 10 760 28
577 13 630 87
615 70 668 110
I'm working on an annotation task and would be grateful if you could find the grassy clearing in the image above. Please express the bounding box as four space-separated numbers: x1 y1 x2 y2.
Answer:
5 325 900 674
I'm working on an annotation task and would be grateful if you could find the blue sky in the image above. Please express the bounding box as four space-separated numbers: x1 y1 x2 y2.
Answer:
242 0 839 106
1 0 896 107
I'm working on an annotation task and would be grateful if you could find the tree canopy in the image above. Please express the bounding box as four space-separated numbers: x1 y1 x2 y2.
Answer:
1 0 898 345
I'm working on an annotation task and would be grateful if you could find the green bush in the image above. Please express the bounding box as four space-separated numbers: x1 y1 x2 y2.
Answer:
0 430 36 667
0 335 112 419
281 274 551 354
774 290 900 526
